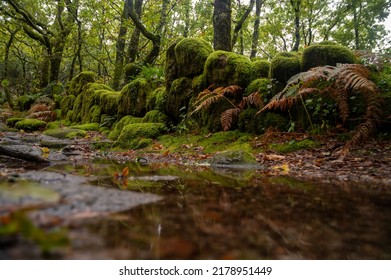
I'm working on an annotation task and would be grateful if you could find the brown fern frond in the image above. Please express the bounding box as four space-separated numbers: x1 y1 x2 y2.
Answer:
27 111 57 122
221 108 241 131
223 85 243 97
333 82 350 123
191 93 225 115
242 92 263 109
28 104 51 114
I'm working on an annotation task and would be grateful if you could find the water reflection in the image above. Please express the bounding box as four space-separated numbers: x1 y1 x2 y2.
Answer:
47 161 391 260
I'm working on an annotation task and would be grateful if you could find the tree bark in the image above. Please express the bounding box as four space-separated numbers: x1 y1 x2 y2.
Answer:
126 0 143 64
290 0 301 52
250 0 263 58
213 0 232 51
112 0 131 90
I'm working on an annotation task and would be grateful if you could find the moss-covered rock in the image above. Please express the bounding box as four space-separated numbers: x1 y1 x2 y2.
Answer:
192 74 207 94
70 122 100 131
209 149 257 166
165 77 194 123
302 43 356 71
99 90 120 115
15 119 47 132
60 94 76 118
165 38 182 90
66 71 95 97
6 117 25 128
204 51 253 88
270 52 302 84
124 62 143 83
174 38 213 78
115 123 166 149
142 110 169 124
244 78 273 99
146 87 167 112
44 128 87 139
251 59 271 80
258 112 290 132
17 95 36 111
269 139 320 153
108 115 143 140
118 78 151 118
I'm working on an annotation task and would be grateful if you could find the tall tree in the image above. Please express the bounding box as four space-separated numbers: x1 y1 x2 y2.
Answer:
250 0 264 58
290 0 302 51
2 0 79 86
213 0 232 51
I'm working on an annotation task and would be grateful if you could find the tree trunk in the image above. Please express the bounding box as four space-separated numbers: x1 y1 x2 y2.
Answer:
290 0 301 52
250 0 263 59
2 29 17 109
126 0 143 64
213 0 232 51
112 0 131 90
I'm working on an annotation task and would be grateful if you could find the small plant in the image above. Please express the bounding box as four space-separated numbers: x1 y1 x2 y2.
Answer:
257 64 383 151
191 85 263 131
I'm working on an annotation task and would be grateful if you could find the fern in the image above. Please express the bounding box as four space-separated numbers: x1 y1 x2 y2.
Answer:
257 64 383 150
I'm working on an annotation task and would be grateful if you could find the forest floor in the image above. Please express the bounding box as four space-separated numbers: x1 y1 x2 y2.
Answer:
1 122 390 187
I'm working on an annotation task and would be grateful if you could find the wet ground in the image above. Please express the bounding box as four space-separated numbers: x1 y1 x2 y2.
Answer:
1 159 390 260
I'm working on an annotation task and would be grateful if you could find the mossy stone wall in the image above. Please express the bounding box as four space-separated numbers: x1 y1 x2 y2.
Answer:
118 78 151 118
165 77 193 123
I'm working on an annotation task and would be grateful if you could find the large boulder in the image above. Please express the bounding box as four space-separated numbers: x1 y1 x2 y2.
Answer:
174 38 213 78
118 78 151 118
302 42 356 71
204 51 253 88
269 52 302 84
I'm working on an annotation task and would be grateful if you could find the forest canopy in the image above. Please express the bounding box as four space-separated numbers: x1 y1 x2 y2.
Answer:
1 0 390 90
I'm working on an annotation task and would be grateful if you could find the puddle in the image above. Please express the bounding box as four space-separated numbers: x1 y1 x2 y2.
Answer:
1 160 390 259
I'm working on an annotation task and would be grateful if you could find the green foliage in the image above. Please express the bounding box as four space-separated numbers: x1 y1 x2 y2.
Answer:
269 52 302 84
302 43 356 71
115 123 166 149
204 51 253 88
15 119 47 132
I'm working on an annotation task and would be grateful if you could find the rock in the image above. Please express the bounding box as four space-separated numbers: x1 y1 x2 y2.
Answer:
0 144 50 163
209 149 257 166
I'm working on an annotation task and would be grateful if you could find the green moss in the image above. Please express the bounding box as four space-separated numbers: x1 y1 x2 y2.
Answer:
70 123 100 131
269 139 319 153
124 62 143 83
302 43 356 71
118 78 151 118
99 90 120 115
251 59 271 79
79 83 112 123
238 108 263 133
146 87 167 112
165 38 182 90
204 51 253 88
270 52 302 84
260 112 290 132
60 94 76 118
44 128 87 139
192 74 207 93
15 119 47 132
244 78 272 98
17 95 36 111
46 121 63 130
142 110 168 124
6 117 25 128
108 115 143 140
209 149 257 165
165 77 193 123
66 71 95 97
174 38 213 78
115 123 166 149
